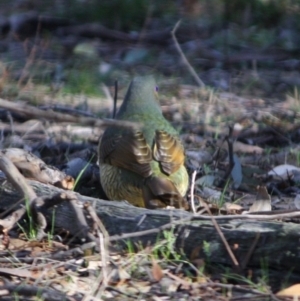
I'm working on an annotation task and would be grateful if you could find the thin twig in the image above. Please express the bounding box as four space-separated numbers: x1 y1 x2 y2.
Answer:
0 98 141 129
109 216 194 242
221 125 235 186
202 202 240 268
196 282 273 298
108 208 300 242
241 232 260 270
84 203 110 297
38 105 96 117
190 170 197 214
0 153 36 200
137 3 154 44
171 20 205 88
113 80 118 118
99 231 108 286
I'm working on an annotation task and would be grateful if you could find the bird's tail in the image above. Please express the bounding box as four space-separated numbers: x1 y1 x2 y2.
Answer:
142 176 189 210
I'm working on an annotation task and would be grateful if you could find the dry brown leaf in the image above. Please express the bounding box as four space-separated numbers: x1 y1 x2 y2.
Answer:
151 258 164 282
8 238 28 250
223 202 243 214
190 245 202 261
0 267 38 279
248 186 271 212
233 141 264 154
277 283 300 296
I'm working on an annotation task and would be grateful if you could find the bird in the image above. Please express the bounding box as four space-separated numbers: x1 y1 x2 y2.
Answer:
98 76 189 209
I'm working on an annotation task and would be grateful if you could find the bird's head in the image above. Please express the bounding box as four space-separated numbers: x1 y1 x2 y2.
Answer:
117 76 162 118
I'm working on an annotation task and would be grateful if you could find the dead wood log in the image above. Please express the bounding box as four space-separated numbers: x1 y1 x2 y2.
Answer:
0 176 300 275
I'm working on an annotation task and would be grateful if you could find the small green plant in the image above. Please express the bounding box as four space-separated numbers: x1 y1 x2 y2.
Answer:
18 198 57 242
264 147 272 158
125 239 135 255
217 178 230 208
221 258 270 293
296 151 300 167
287 86 300 111
203 241 211 257
203 163 211 175
123 240 146 276
259 257 269 288
17 222 37 241
222 271 270 293
63 68 103 96
152 229 182 260
73 154 95 191
47 208 56 244
18 197 38 240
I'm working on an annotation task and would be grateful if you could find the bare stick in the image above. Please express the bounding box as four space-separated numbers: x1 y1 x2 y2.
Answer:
202 202 240 268
0 153 36 200
190 170 197 214
195 210 300 220
171 20 205 88
0 153 37 230
109 216 194 242
241 233 260 270
219 125 235 186
108 208 300 243
0 98 140 129
99 231 108 286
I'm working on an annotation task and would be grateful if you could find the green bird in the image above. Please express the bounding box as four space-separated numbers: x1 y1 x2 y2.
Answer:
98 76 189 209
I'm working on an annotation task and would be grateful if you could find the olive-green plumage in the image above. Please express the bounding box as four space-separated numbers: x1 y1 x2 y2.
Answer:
98 76 189 209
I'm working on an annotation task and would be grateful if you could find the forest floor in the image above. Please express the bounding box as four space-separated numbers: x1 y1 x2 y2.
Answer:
0 5 300 300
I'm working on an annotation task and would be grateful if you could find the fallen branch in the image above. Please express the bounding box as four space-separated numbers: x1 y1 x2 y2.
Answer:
0 153 36 230
1 148 73 188
57 23 172 45
0 98 141 129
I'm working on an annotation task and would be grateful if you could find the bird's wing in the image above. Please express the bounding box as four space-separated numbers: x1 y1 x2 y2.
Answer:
153 130 185 175
100 131 152 178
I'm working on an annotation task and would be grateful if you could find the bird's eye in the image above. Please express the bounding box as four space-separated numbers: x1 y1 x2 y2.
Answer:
154 86 159 100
